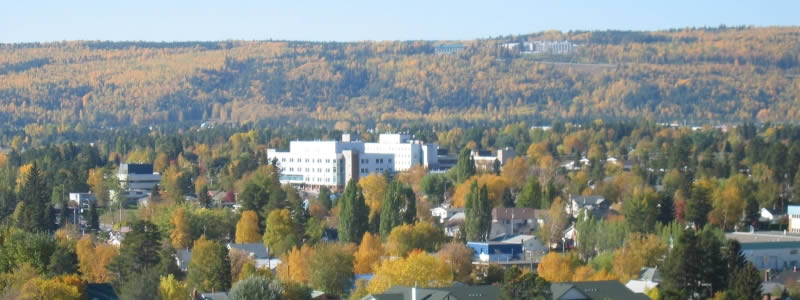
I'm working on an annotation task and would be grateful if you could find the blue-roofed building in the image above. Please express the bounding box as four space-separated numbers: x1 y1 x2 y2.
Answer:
726 231 800 271
466 241 522 262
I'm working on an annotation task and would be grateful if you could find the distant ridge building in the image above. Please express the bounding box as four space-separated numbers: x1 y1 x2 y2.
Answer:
435 44 465 54
268 134 438 190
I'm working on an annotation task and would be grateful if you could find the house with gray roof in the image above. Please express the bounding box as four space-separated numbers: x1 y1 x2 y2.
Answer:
361 285 499 300
567 195 608 218
625 267 661 294
226 243 281 270
551 280 649 300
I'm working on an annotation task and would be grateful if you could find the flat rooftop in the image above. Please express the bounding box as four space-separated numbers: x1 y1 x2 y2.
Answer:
725 231 800 243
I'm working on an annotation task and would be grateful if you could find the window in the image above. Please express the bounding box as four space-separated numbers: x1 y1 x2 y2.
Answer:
326 159 330 163
389 159 392 163
289 158 294 162
281 158 286 162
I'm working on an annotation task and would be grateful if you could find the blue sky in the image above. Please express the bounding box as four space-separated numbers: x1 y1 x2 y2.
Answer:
1 0 798 42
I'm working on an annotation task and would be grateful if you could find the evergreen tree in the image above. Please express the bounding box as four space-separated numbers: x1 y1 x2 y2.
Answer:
338 180 368 244
108 220 162 284
239 182 268 212
501 266 551 300
318 186 332 210
793 167 800 203
58 199 69 228
660 230 703 299
727 264 762 300
379 181 416 238
456 148 476 183
88 201 100 231
517 178 541 209
465 182 492 241
698 228 725 297
17 163 51 232
687 184 712 229
501 187 514 208
149 184 162 205
46 243 79 276
197 185 212 208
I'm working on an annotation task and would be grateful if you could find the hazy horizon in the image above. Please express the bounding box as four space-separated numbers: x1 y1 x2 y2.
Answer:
2 0 798 43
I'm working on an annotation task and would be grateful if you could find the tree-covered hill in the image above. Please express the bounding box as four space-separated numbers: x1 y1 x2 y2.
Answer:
0 26 799 128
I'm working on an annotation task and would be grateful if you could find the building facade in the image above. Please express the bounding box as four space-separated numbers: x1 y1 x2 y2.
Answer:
117 164 161 191
267 134 438 190
789 205 800 233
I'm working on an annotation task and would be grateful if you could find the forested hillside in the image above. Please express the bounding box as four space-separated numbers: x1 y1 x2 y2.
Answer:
1 26 799 128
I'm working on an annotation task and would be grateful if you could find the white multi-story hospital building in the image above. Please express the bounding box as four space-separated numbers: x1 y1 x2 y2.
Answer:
267 134 439 190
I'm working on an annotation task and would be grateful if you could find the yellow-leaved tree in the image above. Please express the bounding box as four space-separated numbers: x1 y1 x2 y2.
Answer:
170 207 191 249
158 274 189 300
359 173 388 223
235 210 262 243
277 245 314 284
385 222 444 257
76 235 118 283
612 233 668 282
367 250 453 294
21 275 84 300
537 252 578 283
354 232 384 274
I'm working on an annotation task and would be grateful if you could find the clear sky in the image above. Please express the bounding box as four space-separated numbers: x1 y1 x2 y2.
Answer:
1 0 798 43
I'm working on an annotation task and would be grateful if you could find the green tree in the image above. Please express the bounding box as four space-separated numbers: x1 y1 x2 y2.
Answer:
465 182 492 242
88 201 99 231
338 180 368 244
263 209 298 256
118 268 161 300
198 185 212 208
660 230 702 299
188 236 232 292
727 264 762 300
318 186 332 210
228 276 282 300
501 266 552 300
517 178 541 209
623 187 659 233
793 167 800 203
379 181 416 238
687 182 713 229
309 244 355 297
502 187 514 208
46 243 79 277
108 220 162 284
456 148 476 183
239 182 269 212
420 173 447 206
17 163 52 232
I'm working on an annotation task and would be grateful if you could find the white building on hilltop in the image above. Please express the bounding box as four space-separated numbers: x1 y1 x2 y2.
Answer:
267 134 438 190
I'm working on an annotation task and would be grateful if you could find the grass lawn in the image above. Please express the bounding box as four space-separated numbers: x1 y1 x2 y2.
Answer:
98 205 140 227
